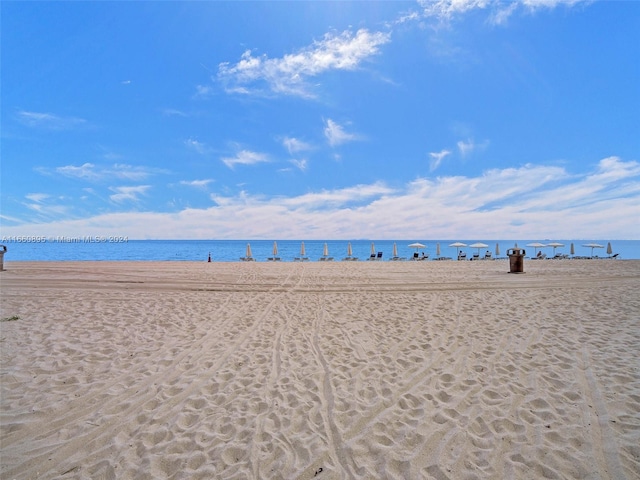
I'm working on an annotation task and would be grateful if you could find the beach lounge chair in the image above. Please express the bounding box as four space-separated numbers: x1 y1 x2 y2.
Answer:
458 251 467 261
377 252 383 260
483 251 492 260
611 253 619 259
471 253 480 261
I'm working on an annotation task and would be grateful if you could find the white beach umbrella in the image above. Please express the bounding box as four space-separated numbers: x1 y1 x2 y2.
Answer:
526 242 547 256
347 242 352 257
582 243 604 258
273 241 278 256
246 243 252 258
300 241 306 256
570 243 575 255
436 243 441 257
408 242 426 251
547 242 564 256
323 242 329 257
469 242 489 255
495 243 500 257
393 242 398 257
370 242 376 255
449 242 467 257
607 242 613 256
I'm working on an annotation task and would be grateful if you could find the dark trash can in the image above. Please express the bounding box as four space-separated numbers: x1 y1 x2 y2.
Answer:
507 247 525 273
0 245 6 271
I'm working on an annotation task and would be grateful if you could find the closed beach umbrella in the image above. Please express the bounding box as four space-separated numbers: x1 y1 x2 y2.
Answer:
300 241 306 256
607 242 612 256
570 243 575 255
436 243 441 257
273 241 278 256
495 243 500 257
347 242 353 257
246 243 252 258
371 242 376 255
393 242 398 257
449 242 467 257
323 242 329 257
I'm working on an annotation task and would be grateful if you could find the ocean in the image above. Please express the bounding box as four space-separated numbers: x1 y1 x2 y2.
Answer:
2 239 639 261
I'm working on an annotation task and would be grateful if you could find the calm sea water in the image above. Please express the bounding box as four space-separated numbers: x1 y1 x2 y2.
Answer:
2 239 639 261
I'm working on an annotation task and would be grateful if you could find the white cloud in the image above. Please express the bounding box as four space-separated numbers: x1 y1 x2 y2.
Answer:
194 84 213 98
324 119 358 147
218 28 391 97
417 0 590 24
180 179 213 188
185 138 210 155
429 149 452 171
290 159 308 172
221 150 269 169
17 110 87 130
282 136 312 154
457 138 489 157
5 157 639 239
162 108 188 117
109 185 151 203
50 163 167 181
25 193 50 203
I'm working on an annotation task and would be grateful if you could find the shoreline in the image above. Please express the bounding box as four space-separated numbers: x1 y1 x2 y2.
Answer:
2 261 639 478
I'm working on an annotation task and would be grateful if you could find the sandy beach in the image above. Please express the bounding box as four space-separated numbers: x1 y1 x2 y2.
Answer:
1 259 639 479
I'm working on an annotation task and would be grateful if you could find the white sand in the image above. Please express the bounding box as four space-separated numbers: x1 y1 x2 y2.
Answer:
1 260 639 479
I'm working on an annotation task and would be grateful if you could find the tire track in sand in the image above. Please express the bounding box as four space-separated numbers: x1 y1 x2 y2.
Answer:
1 264 305 479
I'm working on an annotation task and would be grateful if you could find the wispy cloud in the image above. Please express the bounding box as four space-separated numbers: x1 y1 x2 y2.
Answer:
162 108 188 117
324 119 359 147
109 185 151 203
457 138 489 157
21 193 70 218
180 179 213 188
25 193 50 203
221 150 269 169
282 136 312 155
185 138 210 155
48 163 167 181
290 158 308 172
417 0 590 25
218 28 391 97
429 149 452 171
17 110 87 130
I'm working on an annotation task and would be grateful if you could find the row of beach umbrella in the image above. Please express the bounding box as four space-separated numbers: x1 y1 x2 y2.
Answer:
241 241 614 261
243 241 500 260
526 242 613 257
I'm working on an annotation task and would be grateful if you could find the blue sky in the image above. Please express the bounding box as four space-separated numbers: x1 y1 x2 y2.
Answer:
2 0 639 240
